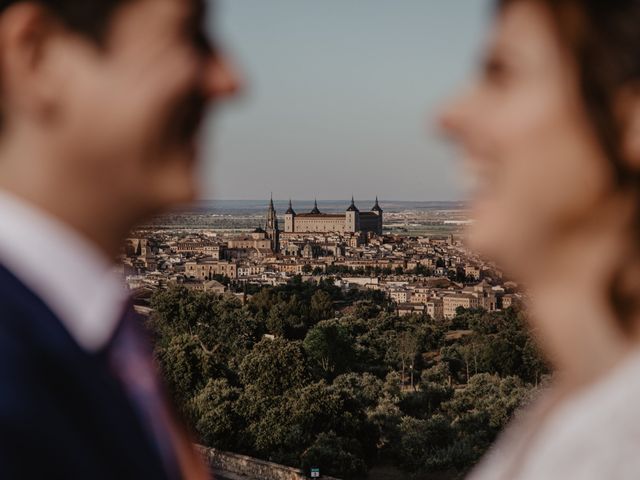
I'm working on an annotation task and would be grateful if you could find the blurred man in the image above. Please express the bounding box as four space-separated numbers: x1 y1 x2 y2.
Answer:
0 0 239 478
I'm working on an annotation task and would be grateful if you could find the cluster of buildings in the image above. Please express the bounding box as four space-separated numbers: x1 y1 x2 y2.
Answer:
120 197 522 317
381 278 520 320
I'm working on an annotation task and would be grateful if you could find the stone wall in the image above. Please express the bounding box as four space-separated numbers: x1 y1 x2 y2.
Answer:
197 446 341 480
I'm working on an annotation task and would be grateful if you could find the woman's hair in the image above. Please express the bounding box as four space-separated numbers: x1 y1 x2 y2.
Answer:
498 0 640 325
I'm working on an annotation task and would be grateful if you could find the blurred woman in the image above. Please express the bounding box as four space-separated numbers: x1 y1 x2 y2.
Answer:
441 0 640 478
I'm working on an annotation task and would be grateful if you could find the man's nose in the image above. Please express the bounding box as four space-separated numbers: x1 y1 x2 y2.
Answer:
202 52 243 99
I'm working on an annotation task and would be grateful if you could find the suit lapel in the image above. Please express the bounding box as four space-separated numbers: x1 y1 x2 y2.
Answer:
0 264 170 479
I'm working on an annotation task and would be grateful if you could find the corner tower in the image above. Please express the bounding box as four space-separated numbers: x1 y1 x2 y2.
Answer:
310 198 321 215
371 196 383 235
345 196 360 233
284 199 296 233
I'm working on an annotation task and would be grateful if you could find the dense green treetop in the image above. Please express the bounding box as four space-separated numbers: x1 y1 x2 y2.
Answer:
147 283 548 479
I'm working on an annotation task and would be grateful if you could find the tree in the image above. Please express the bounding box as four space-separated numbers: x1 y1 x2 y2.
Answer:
149 286 262 367
367 396 403 456
266 295 308 339
188 378 244 451
239 338 310 397
421 363 452 386
266 301 291 337
442 373 533 449
310 290 334 323
303 320 356 378
241 380 376 471
398 331 419 389
155 333 225 405
458 341 480 382
332 373 384 409
149 286 210 339
397 415 454 471
522 338 548 385
400 386 453 420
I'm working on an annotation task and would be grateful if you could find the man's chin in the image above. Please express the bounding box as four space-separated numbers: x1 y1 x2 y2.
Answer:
169 142 200 173
171 169 199 205
149 162 200 208
155 186 198 213
178 139 199 166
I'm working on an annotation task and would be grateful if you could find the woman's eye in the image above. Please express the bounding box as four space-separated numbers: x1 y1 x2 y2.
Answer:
182 20 212 55
193 28 212 53
483 57 510 86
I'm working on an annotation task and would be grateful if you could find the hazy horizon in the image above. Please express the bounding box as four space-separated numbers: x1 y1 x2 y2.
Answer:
169 199 468 218
200 0 494 202
195 197 466 203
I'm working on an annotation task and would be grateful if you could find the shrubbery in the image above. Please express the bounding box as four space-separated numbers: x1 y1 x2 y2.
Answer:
148 281 547 479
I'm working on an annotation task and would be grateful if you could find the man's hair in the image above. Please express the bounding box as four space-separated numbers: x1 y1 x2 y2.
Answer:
0 0 130 43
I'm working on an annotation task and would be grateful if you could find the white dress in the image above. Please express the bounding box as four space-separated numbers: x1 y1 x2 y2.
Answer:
468 350 640 480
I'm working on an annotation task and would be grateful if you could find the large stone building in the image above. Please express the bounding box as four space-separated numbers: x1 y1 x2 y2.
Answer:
261 196 384 253
282 197 383 235
227 232 272 250
443 294 480 319
185 259 238 280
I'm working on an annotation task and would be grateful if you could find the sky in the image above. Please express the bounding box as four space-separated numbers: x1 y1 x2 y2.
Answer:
200 0 494 202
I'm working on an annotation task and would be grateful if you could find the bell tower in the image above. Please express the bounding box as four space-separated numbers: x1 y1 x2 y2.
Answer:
265 194 280 252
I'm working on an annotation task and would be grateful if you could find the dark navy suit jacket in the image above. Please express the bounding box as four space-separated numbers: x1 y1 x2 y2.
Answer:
0 264 172 479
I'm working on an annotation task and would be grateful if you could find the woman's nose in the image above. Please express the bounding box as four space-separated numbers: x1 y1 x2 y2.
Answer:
202 52 243 100
438 94 467 139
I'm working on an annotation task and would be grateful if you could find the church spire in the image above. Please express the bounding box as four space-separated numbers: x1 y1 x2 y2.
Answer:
265 194 279 252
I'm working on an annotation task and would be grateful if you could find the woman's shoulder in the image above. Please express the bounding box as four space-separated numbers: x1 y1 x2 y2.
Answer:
546 350 640 441
470 351 640 480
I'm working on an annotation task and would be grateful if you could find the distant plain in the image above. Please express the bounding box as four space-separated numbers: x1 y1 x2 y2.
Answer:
142 200 470 237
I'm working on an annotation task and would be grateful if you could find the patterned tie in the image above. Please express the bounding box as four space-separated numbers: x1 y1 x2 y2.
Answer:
107 302 211 480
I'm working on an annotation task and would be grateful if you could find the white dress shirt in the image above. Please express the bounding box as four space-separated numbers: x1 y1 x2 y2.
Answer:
469 350 640 480
0 190 128 351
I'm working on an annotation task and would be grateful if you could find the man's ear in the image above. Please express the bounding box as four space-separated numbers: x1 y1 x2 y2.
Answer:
0 3 62 124
619 87 640 170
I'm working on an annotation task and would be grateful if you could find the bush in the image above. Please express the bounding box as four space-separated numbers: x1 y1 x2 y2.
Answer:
301 432 368 479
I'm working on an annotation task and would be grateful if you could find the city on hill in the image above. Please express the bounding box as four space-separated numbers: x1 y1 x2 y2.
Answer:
118 197 544 480
122 197 518 317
